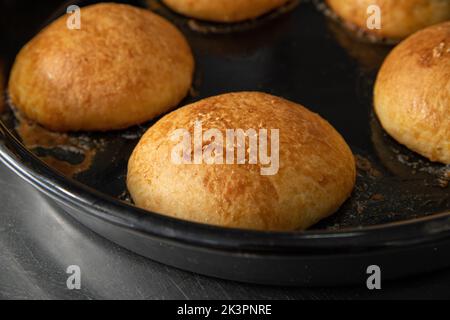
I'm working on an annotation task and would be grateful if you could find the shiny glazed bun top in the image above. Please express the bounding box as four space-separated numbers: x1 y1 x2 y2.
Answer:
374 22 450 164
9 3 194 132
161 0 290 23
326 0 450 41
127 92 356 231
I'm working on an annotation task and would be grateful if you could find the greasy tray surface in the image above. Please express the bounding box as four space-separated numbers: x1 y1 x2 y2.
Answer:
0 0 449 234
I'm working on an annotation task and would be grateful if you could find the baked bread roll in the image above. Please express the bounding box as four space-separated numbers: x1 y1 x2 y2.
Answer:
8 3 194 132
326 0 450 41
374 22 450 164
161 0 290 23
127 92 356 231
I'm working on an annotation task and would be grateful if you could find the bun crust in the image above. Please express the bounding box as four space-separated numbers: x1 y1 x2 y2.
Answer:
161 0 290 23
127 92 356 231
326 0 450 41
8 3 194 132
374 22 450 164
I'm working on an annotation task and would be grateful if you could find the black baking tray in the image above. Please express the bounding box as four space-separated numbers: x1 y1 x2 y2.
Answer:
0 0 449 286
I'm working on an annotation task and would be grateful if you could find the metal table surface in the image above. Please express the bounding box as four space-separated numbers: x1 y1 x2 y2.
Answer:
1 164 450 300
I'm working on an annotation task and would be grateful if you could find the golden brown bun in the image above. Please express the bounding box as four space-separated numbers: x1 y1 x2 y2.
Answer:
8 3 194 132
326 0 450 41
127 92 356 231
161 0 290 23
374 22 450 164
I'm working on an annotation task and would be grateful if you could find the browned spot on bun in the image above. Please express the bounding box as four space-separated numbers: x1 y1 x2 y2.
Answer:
326 0 450 41
8 3 194 132
127 92 356 231
161 0 290 23
374 22 450 164
417 39 450 67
